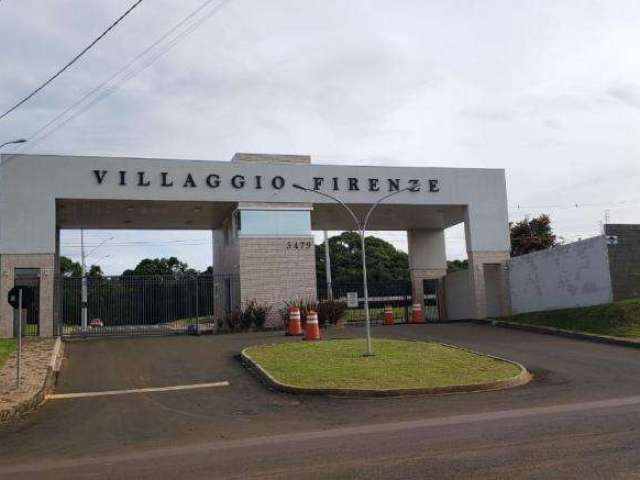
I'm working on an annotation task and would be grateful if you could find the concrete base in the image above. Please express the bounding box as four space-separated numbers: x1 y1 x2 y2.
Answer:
467 251 510 319
0 254 55 338
410 268 447 319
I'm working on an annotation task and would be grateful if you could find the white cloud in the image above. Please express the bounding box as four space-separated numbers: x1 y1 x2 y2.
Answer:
2 0 640 272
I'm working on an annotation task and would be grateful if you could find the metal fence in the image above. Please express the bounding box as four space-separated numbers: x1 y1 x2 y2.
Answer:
319 281 411 325
57 274 239 337
319 280 440 324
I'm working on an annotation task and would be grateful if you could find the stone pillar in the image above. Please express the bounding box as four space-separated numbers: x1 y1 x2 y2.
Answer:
0 254 56 338
239 236 317 326
463 203 511 320
407 229 447 318
467 251 510 319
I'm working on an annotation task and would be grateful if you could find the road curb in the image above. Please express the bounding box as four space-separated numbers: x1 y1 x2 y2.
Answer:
0 337 64 424
240 342 532 398
474 319 640 349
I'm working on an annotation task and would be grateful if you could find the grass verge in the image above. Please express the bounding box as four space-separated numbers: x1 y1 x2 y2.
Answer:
504 299 640 337
244 339 521 390
0 339 16 370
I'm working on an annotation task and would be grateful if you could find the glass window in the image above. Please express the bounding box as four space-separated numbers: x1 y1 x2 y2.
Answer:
240 210 311 236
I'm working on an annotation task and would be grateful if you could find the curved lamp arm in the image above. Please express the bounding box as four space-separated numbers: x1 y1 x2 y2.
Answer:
292 184 363 232
362 186 418 231
0 138 27 150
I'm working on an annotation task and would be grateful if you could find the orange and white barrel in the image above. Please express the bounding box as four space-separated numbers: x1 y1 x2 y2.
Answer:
383 305 394 326
304 310 321 341
411 303 424 323
287 307 303 336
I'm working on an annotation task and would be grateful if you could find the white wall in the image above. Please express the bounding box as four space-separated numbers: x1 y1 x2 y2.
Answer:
0 154 510 254
444 270 474 320
509 236 613 314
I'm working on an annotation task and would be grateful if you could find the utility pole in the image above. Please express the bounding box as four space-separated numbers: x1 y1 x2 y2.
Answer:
323 230 333 300
81 228 88 330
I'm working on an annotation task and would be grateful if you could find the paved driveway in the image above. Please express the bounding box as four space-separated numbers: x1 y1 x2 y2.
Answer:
2 323 640 479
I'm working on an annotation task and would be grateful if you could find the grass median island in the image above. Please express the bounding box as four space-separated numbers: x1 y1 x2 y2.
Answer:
0 339 16 370
504 299 640 338
244 339 522 391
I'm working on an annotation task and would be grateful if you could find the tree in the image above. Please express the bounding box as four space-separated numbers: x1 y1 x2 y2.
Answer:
316 232 410 291
88 265 103 278
510 214 557 257
447 259 468 272
122 257 192 276
60 256 82 277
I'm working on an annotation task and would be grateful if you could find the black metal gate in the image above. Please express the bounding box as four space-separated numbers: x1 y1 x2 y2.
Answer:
320 280 413 325
319 279 442 324
58 274 239 337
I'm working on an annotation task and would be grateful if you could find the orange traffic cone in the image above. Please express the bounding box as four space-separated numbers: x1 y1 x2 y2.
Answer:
411 303 424 323
304 310 321 341
287 306 303 336
383 305 394 325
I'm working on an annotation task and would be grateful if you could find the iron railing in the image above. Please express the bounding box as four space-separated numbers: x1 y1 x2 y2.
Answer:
319 280 440 324
57 274 239 337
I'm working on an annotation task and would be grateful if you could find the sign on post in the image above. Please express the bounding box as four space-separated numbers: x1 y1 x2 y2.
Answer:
8 286 33 388
8 286 34 309
346 291 359 308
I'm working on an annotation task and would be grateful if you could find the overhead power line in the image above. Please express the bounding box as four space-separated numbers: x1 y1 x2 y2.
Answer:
6 0 231 157
0 0 144 122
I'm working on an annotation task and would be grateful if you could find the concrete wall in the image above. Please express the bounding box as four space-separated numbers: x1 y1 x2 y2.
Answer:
509 236 613 314
444 270 474 320
606 224 640 301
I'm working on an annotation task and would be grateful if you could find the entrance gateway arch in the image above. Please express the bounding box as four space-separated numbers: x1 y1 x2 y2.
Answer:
0 153 511 338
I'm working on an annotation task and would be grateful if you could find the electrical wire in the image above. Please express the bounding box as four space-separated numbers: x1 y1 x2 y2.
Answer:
7 0 231 158
0 0 144 121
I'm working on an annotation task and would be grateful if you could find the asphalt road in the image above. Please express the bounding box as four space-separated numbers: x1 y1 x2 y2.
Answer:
2 323 640 479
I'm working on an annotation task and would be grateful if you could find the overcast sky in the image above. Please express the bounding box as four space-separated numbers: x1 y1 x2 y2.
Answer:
1 0 639 274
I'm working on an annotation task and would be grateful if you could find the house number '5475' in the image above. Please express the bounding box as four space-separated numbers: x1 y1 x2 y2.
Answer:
286 241 312 250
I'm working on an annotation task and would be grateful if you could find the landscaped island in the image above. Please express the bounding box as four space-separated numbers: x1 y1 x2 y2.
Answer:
243 339 529 395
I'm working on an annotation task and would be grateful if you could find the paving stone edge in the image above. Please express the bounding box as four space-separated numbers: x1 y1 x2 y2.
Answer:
0 337 64 424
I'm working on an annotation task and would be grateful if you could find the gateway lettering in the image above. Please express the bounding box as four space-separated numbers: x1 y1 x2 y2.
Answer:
93 170 439 193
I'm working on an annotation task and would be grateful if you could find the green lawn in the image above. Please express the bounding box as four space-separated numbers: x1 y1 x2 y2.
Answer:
0 339 16 370
504 299 640 337
244 339 521 390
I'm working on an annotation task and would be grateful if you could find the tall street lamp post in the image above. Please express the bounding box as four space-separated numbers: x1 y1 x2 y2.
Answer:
292 183 419 356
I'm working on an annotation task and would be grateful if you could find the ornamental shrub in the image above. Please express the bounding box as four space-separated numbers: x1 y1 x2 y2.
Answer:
317 300 348 328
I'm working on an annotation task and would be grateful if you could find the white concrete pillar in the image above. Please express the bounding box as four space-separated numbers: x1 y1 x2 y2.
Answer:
407 229 447 318
464 206 511 319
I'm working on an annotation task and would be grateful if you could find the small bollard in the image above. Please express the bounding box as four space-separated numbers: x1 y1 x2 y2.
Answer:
383 305 395 325
411 303 424 324
304 310 321 341
287 306 303 336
